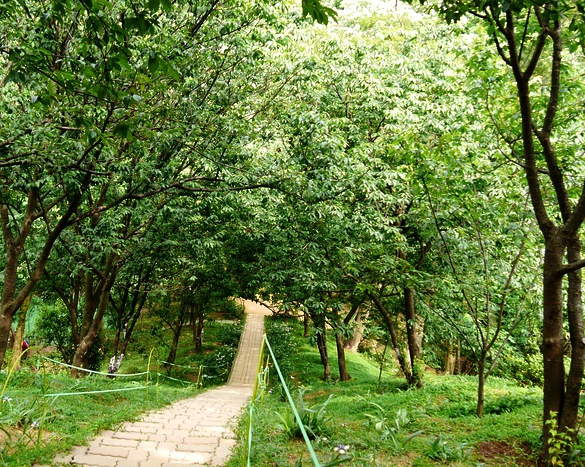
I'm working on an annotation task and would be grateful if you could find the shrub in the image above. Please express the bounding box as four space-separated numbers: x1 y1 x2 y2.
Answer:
216 322 244 348
212 299 245 320
491 352 543 386
34 302 105 371
201 347 237 385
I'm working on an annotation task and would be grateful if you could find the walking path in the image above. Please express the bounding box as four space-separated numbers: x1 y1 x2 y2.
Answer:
41 300 270 467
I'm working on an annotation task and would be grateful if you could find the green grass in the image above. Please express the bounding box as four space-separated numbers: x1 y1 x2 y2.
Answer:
0 366 196 466
226 318 544 467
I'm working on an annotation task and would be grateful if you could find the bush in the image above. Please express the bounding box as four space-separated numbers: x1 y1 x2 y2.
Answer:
201 347 237 385
265 318 296 383
34 302 105 371
216 322 244 347
491 352 543 386
212 299 244 320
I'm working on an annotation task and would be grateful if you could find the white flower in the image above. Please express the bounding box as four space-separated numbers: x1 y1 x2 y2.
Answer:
334 444 349 455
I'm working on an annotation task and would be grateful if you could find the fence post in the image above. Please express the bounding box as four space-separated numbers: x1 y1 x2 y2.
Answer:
146 348 157 401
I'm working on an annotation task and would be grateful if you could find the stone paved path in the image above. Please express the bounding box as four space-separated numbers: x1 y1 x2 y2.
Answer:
41 300 270 467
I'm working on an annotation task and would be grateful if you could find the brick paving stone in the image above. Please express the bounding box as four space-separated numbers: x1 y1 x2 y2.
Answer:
113 460 137 467
124 449 151 462
40 300 268 467
182 436 220 445
112 431 151 441
176 443 217 452
135 460 164 467
87 445 132 458
70 454 118 466
124 425 158 434
99 437 140 448
134 440 159 452
145 433 168 442
132 422 160 429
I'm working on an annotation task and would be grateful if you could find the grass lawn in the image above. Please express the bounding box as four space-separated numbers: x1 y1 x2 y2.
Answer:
226 317 544 467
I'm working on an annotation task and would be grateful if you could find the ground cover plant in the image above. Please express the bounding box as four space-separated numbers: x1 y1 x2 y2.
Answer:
226 318 549 467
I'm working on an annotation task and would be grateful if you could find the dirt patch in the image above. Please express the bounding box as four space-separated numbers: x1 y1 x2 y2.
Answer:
304 390 329 400
476 440 536 466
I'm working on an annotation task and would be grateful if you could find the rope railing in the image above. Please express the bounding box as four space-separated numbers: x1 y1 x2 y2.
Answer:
36 352 225 397
41 357 149 377
244 334 322 467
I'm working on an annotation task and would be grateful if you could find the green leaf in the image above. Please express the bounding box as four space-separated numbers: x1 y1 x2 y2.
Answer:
148 50 159 73
166 63 180 80
147 0 160 12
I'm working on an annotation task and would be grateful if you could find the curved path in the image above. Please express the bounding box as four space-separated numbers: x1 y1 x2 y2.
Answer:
41 300 270 467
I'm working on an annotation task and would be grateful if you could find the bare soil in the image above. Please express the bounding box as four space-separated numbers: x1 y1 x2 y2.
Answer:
476 440 536 466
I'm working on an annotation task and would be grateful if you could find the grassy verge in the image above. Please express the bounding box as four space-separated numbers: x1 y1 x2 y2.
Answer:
0 367 195 466
226 317 544 467
0 314 245 467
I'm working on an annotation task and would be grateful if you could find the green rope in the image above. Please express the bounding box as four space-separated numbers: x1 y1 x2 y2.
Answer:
156 373 193 385
264 335 322 467
158 360 198 370
43 386 147 398
41 357 148 377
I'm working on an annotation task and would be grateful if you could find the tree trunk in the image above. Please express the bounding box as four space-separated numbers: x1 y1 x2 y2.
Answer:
316 331 330 380
456 340 461 375
542 238 566 444
335 331 350 381
0 182 87 369
10 296 31 369
72 266 117 377
166 319 185 376
0 242 23 370
560 236 585 435
477 354 486 417
107 354 125 377
303 311 310 337
444 341 456 374
370 293 416 385
404 287 423 387
192 306 204 353
344 310 366 351
378 340 388 383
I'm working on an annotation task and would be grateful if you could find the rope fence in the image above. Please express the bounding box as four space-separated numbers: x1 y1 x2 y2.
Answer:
12 351 235 400
243 334 322 467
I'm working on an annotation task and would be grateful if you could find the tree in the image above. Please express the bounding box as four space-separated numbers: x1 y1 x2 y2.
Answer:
424 169 539 416
0 0 285 370
408 0 585 456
